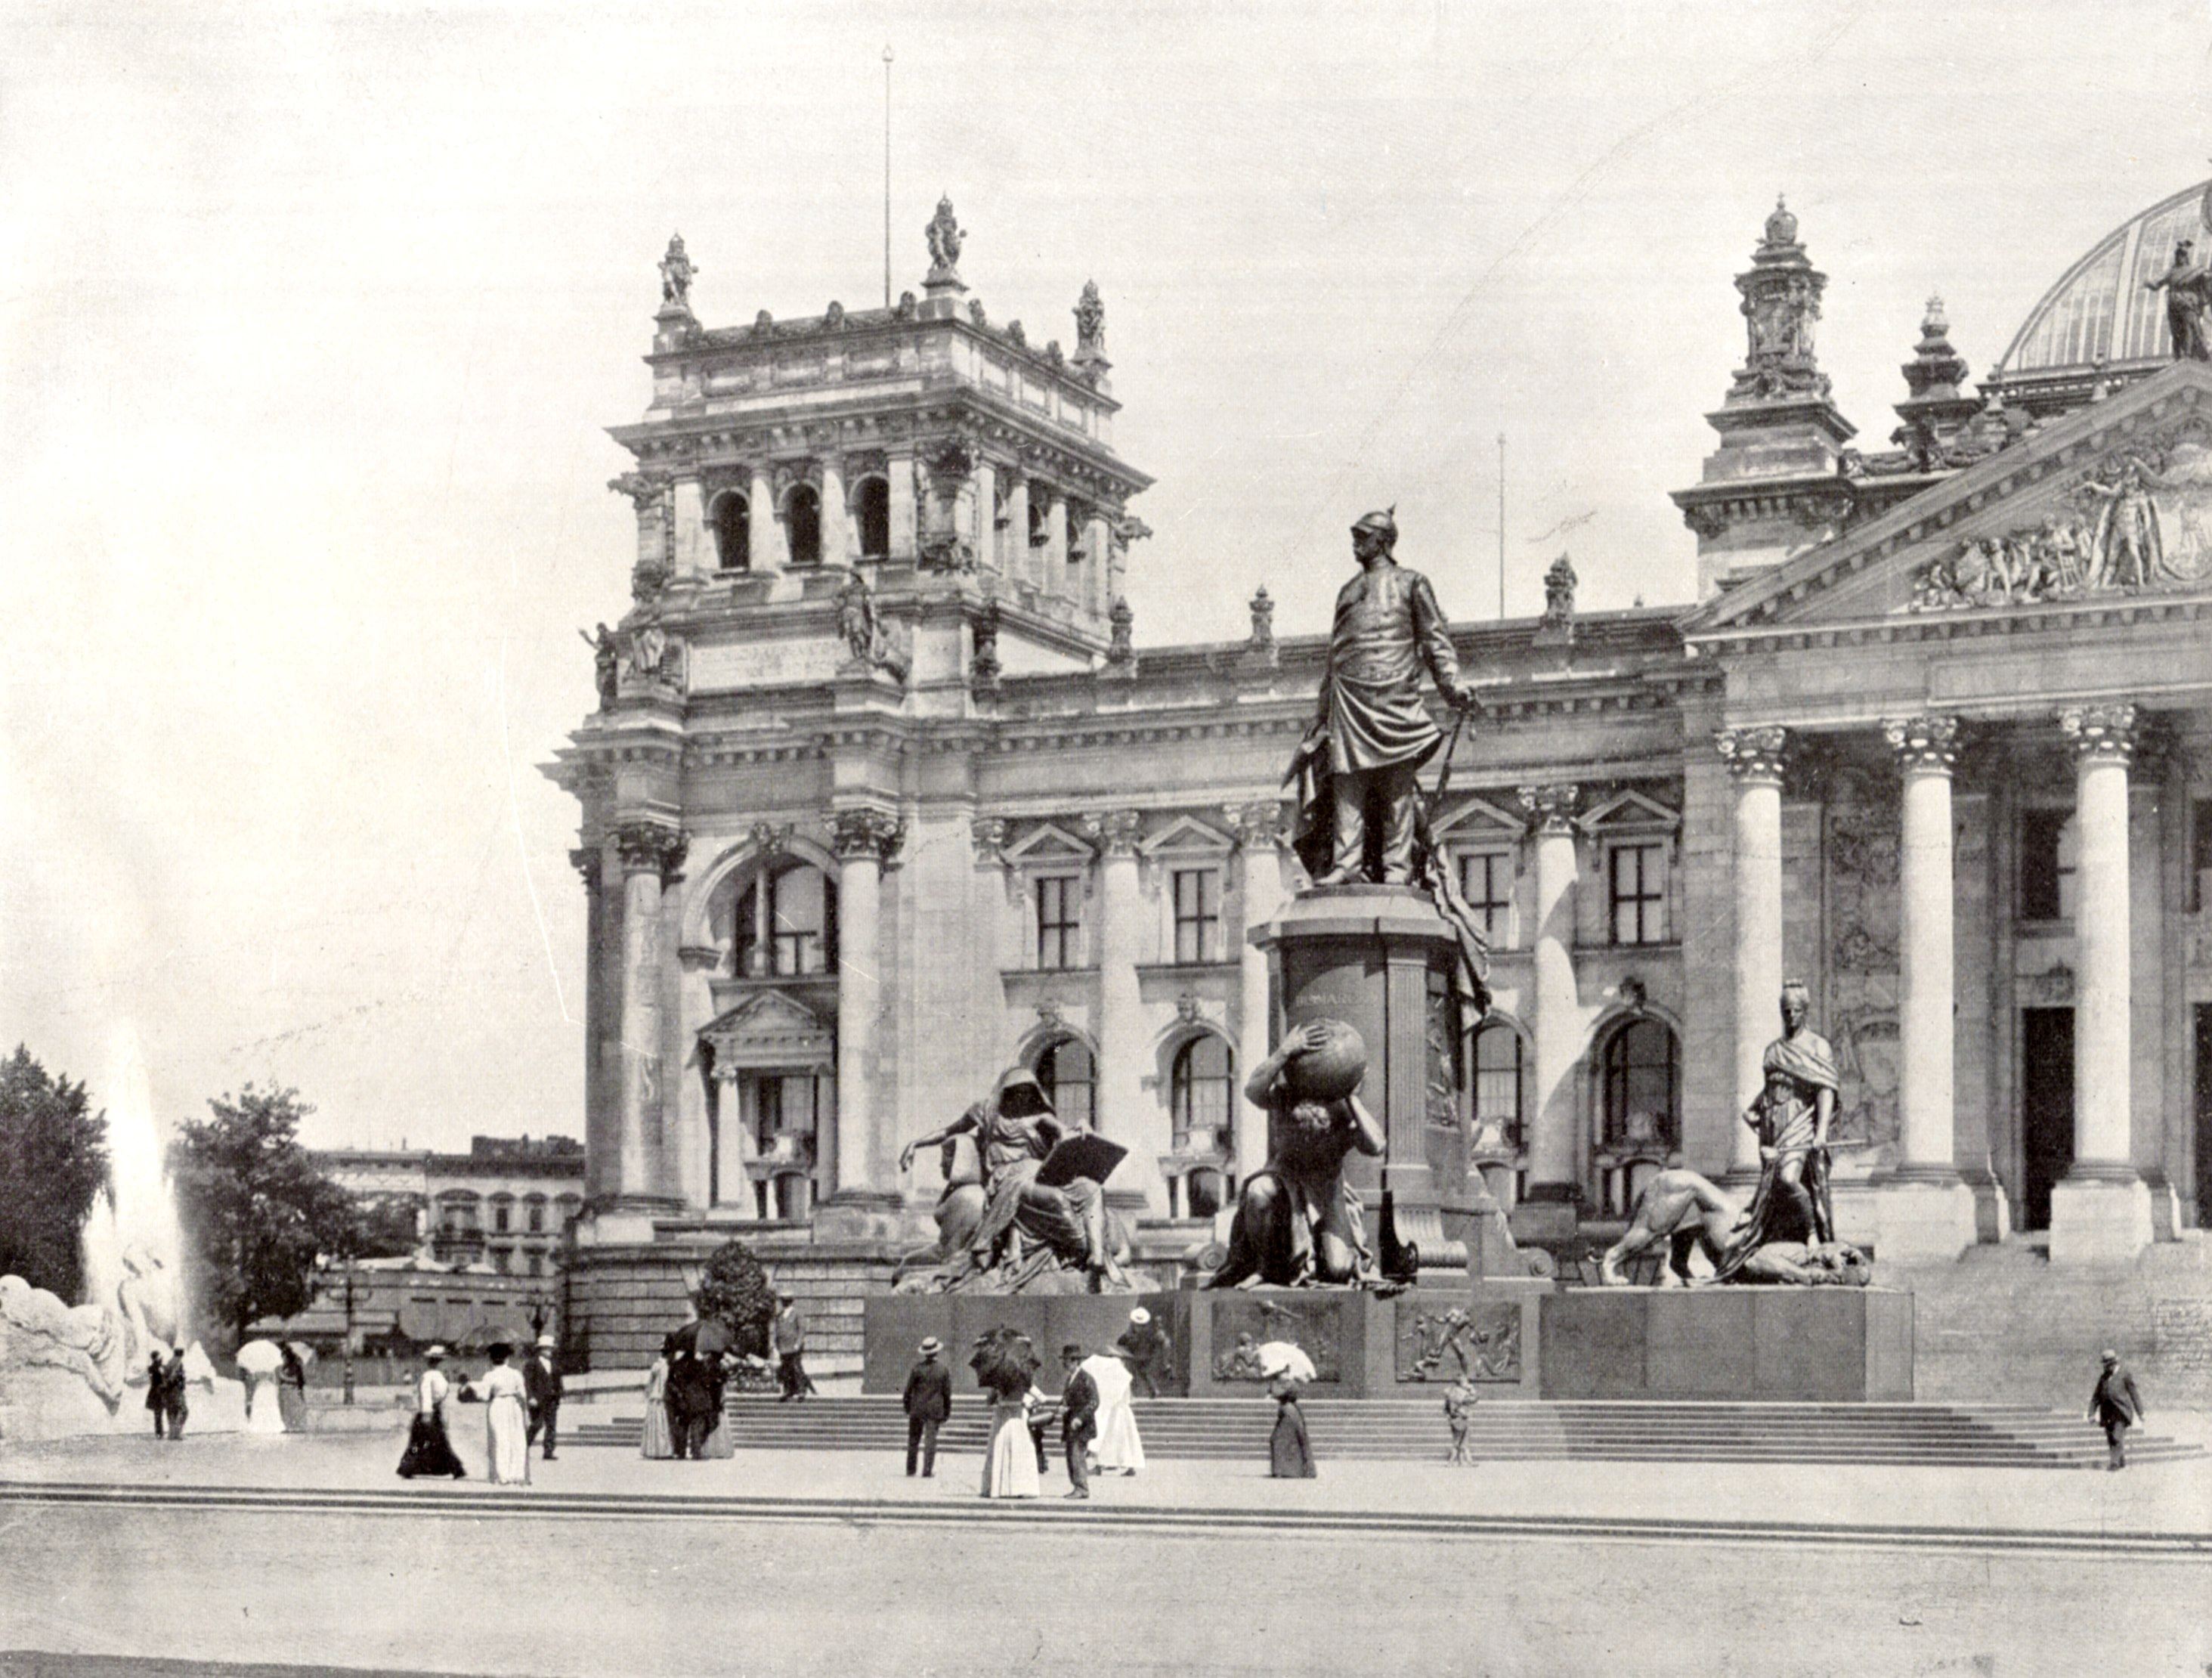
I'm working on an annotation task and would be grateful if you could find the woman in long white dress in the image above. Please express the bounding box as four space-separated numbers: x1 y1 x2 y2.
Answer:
244 1372 286 1435
979 1388 1041 1499
481 1343 531 1485
640 1351 675 1460
1081 1351 1145 1475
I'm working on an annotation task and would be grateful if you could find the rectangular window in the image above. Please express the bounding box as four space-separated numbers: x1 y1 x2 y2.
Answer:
1609 843 1666 945
527 1203 544 1234
1172 868 1221 964
527 1254 544 1278
1036 875 1081 969
2020 808 2075 921
2192 798 2212 913
1458 851 1513 946
493 1204 510 1234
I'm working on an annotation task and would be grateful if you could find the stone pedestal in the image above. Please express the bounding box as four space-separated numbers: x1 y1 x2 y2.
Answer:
1248 885 1465 1219
1873 1181 1981 1262
2047 1176 2155 1266
1540 1286 1913 1401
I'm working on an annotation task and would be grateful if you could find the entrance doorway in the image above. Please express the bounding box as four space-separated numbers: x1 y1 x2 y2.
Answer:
2020 1007 2074 1231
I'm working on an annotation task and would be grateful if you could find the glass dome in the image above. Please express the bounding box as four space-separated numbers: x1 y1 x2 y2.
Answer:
2003 181 2212 376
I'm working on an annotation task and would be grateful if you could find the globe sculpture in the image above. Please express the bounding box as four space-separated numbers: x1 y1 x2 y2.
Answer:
1280 1017 1368 1104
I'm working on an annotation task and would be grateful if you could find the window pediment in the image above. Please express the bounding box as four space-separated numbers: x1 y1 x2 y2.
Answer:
1004 821 1096 863
701 988 836 1070
1434 795 1527 841
1578 789 1681 834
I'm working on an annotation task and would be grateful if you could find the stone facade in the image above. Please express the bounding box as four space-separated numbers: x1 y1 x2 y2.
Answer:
314 1135 585 1277
547 193 2212 1365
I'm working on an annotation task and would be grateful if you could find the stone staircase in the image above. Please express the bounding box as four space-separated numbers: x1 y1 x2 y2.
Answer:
570 1395 2200 1469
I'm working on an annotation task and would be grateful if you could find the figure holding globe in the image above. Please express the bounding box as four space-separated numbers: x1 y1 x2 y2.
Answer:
1207 1019 1384 1288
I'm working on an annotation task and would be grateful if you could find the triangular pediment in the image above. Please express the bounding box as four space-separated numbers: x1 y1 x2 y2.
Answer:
1690 361 2212 633
1137 814 1232 856
1004 821 1095 862
1433 794 1527 841
1577 788 1680 832
700 988 834 1069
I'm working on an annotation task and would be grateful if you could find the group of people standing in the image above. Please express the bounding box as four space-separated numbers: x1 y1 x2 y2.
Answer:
640 1339 734 1460
396 1334 564 1485
954 1312 1155 1502
143 1348 190 1440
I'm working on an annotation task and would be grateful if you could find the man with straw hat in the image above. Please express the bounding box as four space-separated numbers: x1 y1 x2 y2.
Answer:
902 1336 953 1478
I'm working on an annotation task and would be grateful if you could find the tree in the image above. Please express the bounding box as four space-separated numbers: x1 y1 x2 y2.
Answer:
693 1237 777 1358
0 1045 110 1300
170 1085 362 1342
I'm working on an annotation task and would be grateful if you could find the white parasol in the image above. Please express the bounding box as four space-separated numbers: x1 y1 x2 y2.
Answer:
234 1339 283 1376
1254 1341 1316 1384
286 1342 317 1366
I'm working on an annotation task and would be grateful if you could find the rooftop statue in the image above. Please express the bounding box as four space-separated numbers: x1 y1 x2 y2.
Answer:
658 233 696 310
924 195 965 280
1074 280 1106 354
1285 509 1482 887
2142 238 2210 362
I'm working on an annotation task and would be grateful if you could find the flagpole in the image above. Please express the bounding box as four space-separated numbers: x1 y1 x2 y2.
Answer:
1496 433 1506 618
882 45 894 308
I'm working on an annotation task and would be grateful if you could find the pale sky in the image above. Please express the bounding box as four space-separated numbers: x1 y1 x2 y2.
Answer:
5 0 2209 1151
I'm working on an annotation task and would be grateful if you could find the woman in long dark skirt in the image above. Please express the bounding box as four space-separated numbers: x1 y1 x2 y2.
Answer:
1269 1375 1316 1478
397 1345 467 1480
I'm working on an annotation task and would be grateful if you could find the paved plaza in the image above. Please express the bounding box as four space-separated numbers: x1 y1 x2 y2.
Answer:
1 1423 2207 1676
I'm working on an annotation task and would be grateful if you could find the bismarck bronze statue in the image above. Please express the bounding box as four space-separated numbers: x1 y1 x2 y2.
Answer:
1288 509 1482 887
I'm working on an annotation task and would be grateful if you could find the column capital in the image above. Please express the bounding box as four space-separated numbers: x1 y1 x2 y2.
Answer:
614 819 687 881
1083 808 1143 856
1715 723 1789 784
1883 714 1960 773
1223 800 1288 852
970 816 1008 862
569 847 603 892
2059 702 2138 764
829 806 905 862
1516 783 1580 834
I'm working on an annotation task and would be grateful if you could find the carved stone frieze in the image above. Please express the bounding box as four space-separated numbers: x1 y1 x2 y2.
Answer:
1396 1299 1521 1383
1224 800 1287 852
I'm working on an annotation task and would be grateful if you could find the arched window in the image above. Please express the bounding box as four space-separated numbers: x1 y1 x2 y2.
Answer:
1064 502 1087 568
785 484 822 567
1026 495 1048 550
1033 1037 1094 1131
711 491 750 571
1467 1022 1525 1150
732 862 839 977
1170 1035 1233 1153
1601 1019 1679 1151
853 477 889 559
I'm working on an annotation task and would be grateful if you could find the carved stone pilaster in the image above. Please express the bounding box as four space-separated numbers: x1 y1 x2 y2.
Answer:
1715 724 1790 785
1084 809 1143 856
1516 784 1579 835
2059 703 2138 764
1224 800 1287 852
1883 714 1961 774
608 469 673 602
830 807 905 864
614 820 687 883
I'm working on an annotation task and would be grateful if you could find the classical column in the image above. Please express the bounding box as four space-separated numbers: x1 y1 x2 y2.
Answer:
1005 475 1033 587
1227 800 1288 1193
2050 703 2154 1262
819 457 849 569
613 819 686 1210
887 451 918 562
1083 511 1112 616
1876 715 1978 1258
829 807 904 1204
1087 808 1162 1208
1517 785 1582 1223
572 846 618 1207
670 478 708 580
974 460 1000 571
1717 726 1787 1184
748 464 787 574
1044 491 1069 599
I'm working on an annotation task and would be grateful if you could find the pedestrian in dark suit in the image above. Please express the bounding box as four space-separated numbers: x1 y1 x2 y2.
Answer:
145 1352 169 1438
158 1349 189 1439
2087 1348 2146 1471
902 1336 954 1478
772 1296 814 1402
524 1334 564 1460
1058 1344 1099 1500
